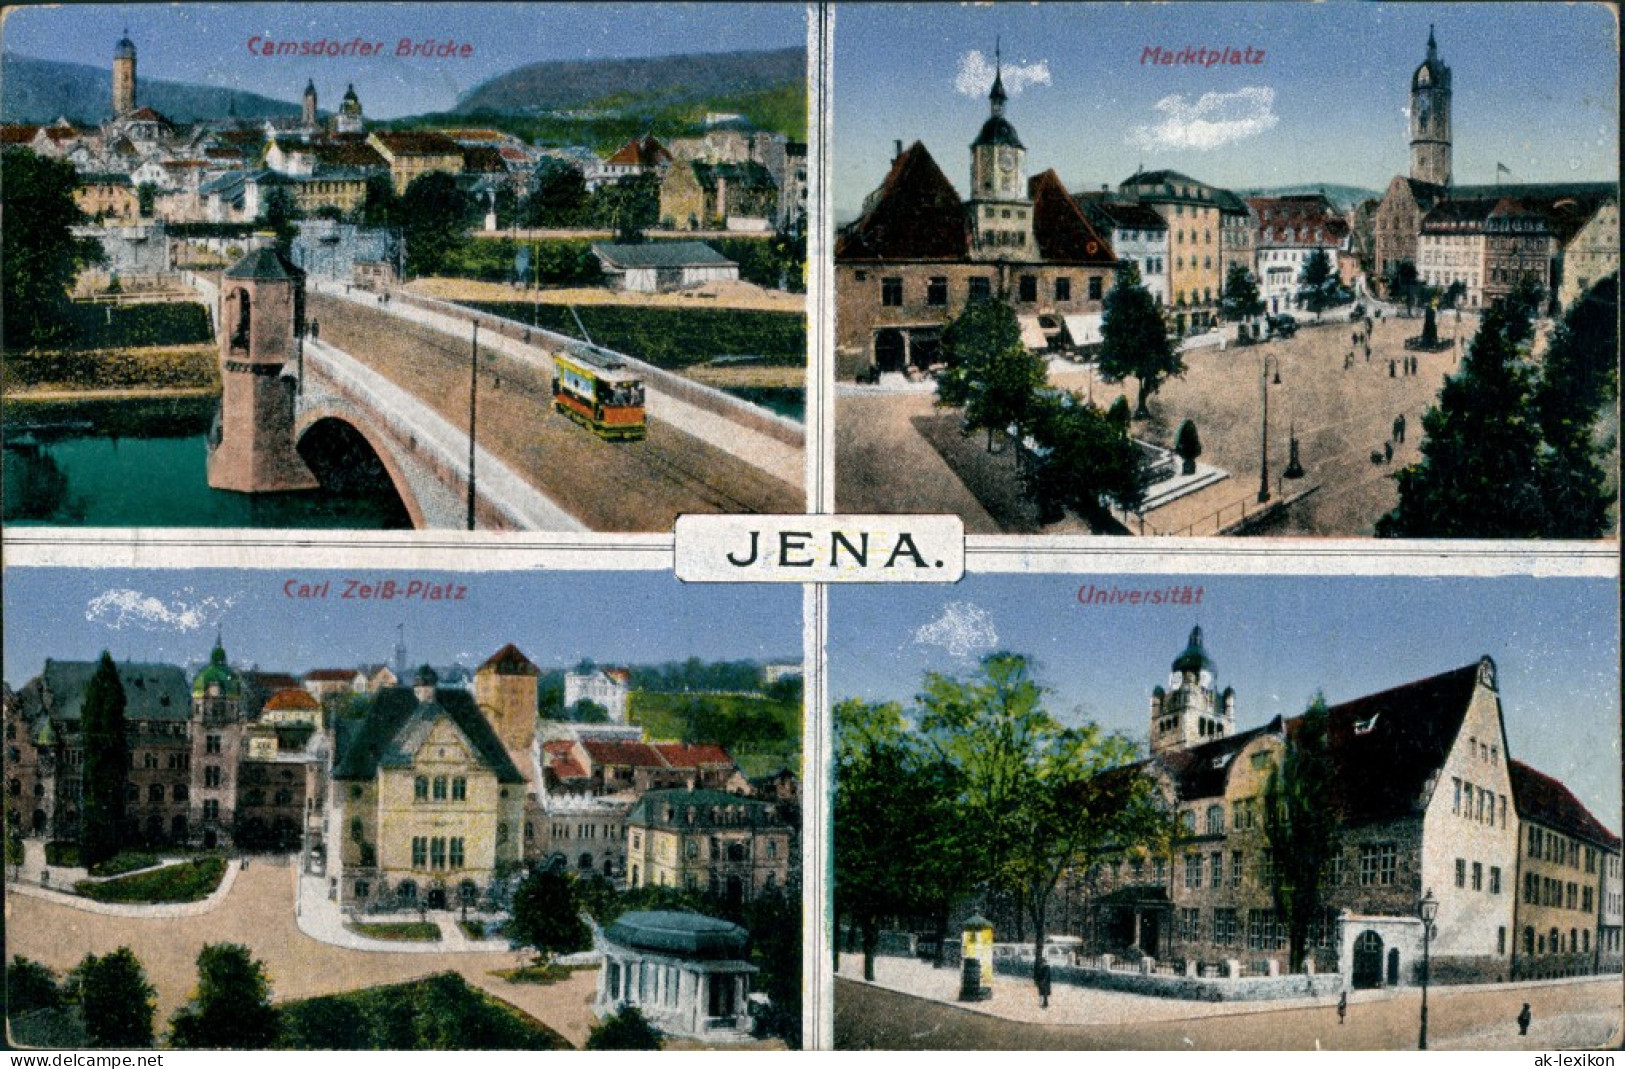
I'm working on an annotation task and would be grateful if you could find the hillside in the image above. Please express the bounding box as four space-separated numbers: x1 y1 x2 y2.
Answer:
1 53 301 124
455 46 803 117
1235 183 1384 212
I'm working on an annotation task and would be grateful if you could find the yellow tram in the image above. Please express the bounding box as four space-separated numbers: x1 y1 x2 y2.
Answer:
552 348 647 441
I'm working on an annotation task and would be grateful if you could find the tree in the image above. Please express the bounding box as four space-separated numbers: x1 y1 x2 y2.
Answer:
567 698 610 723
400 171 474 278
7 956 64 1016
917 653 1164 962
1175 419 1203 475
1220 264 1264 323
259 185 301 249
1377 301 1550 537
80 651 129 869
69 947 155 1048
136 181 157 218
1297 249 1336 319
1 148 103 348
1385 259 1420 312
1263 695 1342 972
168 943 279 1049
589 173 659 240
936 299 1047 450
507 864 592 965
1533 274 1618 538
585 1006 663 1050
1098 263 1181 417
1106 395 1132 428
1022 391 1146 527
530 159 588 227
355 173 400 228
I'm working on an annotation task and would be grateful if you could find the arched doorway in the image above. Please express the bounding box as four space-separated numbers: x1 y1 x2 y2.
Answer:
873 330 906 374
1387 947 1401 986
203 829 218 849
1352 930 1384 988
426 885 447 910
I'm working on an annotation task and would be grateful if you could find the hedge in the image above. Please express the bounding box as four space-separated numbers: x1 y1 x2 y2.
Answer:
461 302 804 369
73 857 227 903
61 302 213 350
2 345 218 393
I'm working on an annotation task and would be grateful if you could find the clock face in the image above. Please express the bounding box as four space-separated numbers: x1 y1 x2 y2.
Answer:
997 147 1016 182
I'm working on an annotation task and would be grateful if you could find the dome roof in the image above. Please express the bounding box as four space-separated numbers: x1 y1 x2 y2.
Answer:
114 33 136 60
414 664 439 687
973 115 1024 150
604 910 747 958
191 642 242 698
1171 626 1215 675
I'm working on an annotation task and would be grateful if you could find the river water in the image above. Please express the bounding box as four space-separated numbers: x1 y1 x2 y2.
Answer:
3 396 410 528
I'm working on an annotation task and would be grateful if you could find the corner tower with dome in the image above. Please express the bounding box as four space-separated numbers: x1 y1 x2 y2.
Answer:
1148 625 1236 755
190 638 247 848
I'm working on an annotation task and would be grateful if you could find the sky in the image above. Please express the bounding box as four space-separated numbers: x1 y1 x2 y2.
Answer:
834 2 1620 220
2 568 802 682
830 574 1620 831
0 2 806 120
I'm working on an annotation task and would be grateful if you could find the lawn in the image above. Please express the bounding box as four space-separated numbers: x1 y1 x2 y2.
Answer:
458 301 805 369
276 972 572 1050
87 851 160 878
73 857 227 904
345 921 442 942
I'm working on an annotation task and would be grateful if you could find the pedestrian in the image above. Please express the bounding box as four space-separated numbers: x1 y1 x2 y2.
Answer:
1352 330 1359 347
1389 359 1397 378
1034 957 1052 1010
310 318 319 341
1397 414 1407 442
1384 441 1394 463
1392 415 1402 441
1518 1002 1532 1036
1337 991 1348 1026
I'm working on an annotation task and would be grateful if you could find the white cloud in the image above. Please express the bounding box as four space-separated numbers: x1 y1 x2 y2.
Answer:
1128 86 1278 152
85 588 233 633
955 49 1051 98
913 601 998 659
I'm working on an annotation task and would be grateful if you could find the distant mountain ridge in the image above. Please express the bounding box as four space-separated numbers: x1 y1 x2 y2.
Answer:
1 53 301 125
454 47 803 116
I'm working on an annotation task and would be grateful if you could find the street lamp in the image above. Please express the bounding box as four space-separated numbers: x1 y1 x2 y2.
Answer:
1258 353 1280 503
1418 888 1438 1050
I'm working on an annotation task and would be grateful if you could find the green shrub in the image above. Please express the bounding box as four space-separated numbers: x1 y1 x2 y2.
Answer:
73 858 226 904
44 841 81 868
276 972 570 1050
88 851 160 878
60 302 212 350
346 921 441 942
460 302 804 369
1 346 218 393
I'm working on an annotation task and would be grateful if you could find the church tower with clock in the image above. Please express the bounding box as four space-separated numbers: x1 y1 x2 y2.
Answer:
967 44 1034 261
1409 25 1452 187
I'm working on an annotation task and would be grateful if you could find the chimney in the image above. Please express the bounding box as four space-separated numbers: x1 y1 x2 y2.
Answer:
894 139 902 161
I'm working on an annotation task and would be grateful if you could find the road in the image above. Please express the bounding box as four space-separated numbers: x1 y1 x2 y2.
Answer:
309 292 803 531
833 972 1623 1050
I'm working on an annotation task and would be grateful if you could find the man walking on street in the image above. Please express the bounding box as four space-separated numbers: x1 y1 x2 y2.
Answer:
1518 1003 1532 1036
1035 957 1052 1010
1337 991 1348 1026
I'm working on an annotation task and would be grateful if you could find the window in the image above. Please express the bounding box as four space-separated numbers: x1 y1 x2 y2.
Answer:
430 837 446 869
1185 853 1203 888
452 777 466 801
204 766 221 788
1211 851 1223 888
412 836 427 868
926 277 948 306
205 735 221 755
1325 852 1345 887
1088 276 1103 301
1180 908 1201 942
767 840 778 860
355 880 370 899
1055 277 1071 302
686 840 699 859
1359 843 1397 886
1213 908 1238 947
1452 777 1461 814
1018 276 1038 303
202 799 219 821
1206 805 1224 835
1567 883 1577 910
1456 858 1466 888
432 776 447 801
143 752 158 770
1497 926 1507 955
1231 850 1243 888
881 277 903 306
414 776 429 801
968 277 992 302
147 784 163 802
1490 866 1501 894
350 817 364 842
1472 862 1483 891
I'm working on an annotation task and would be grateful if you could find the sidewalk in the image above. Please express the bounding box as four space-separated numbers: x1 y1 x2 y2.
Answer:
291 866 515 955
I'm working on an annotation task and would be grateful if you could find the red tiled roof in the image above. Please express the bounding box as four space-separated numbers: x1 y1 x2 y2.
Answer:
1510 760 1621 850
835 141 968 262
605 135 672 167
371 130 461 157
498 146 530 164
313 142 386 169
305 668 356 682
126 106 173 125
2 124 41 144
1030 168 1117 265
461 145 507 173
550 757 589 780
653 742 735 769
582 739 665 768
264 688 320 712
479 643 538 675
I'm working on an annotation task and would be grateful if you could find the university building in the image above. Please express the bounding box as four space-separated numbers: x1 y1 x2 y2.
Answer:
1072 629 1619 988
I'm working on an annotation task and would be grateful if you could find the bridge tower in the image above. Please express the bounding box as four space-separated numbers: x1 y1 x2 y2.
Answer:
206 245 320 493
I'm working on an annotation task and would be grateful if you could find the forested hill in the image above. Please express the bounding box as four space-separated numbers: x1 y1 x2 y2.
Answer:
454 47 803 118
1 53 301 124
